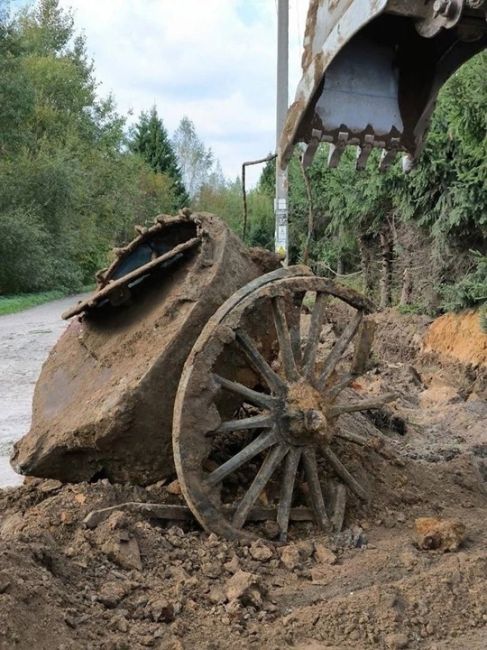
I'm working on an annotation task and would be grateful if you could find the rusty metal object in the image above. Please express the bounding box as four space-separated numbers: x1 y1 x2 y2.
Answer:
63 212 200 319
279 0 486 172
11 213 277 485
173 267 394 542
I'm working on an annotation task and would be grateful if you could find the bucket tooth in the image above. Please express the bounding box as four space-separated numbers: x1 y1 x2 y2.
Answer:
356 134 374 171
134 225 148 236
302 129 322 168
379 138 400 172
328 131 348 168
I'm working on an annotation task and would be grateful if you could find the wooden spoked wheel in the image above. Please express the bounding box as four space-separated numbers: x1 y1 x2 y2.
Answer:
173 266 396 541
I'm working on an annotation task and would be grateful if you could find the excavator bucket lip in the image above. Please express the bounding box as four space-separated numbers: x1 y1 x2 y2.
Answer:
62 214 202 320
278 0 389 168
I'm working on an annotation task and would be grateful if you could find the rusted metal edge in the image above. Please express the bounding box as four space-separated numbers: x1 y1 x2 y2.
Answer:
100 211 195 288
62 236 201 320
83 502 314 530
278 0 389 168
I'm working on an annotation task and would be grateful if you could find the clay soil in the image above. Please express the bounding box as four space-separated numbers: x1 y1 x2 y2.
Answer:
1 308 486 650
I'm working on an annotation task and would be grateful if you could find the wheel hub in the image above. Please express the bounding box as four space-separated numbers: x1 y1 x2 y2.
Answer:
280 380 334 446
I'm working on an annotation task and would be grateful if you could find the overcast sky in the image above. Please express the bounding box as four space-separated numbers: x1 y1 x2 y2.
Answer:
15 0 310 185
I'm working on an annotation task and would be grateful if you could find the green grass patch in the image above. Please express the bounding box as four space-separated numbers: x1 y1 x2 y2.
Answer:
0 285 94 316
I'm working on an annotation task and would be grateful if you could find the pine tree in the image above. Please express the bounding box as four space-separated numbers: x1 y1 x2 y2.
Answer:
130 107 189 208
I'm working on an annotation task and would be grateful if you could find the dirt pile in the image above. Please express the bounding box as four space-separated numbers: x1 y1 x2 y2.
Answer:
2 302 486 649
0 442 485 650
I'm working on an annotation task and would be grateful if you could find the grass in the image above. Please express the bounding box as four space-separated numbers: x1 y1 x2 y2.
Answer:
0 285 94 316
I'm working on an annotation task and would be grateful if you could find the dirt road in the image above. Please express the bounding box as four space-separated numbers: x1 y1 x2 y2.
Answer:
0 295 85 487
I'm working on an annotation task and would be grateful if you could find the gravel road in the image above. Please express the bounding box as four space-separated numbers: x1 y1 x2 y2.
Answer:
0 295 86 487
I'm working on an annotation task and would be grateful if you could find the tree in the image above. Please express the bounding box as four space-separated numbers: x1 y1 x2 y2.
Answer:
172 116 214 198
0 1 184 293
130 107 189 208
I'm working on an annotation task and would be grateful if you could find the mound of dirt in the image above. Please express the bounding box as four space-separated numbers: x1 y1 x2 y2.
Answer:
1 440 485 650
423 310 487 367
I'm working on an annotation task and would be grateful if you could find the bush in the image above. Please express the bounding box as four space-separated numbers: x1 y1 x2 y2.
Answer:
439 251 487 312
0 208 53 293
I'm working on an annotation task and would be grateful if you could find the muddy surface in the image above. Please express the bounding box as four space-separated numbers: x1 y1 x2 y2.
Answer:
0 295 86 488
0 307 486 649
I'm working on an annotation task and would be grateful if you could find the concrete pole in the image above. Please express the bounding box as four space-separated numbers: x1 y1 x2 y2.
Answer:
275 0 289 265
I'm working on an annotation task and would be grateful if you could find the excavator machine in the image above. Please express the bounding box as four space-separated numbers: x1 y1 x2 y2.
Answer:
279 0 486 173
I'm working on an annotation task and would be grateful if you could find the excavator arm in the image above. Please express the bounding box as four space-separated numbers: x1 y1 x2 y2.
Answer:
279 0 486 172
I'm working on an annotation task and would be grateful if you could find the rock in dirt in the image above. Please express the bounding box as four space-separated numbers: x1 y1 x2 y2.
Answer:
313 543 337 565
98 581 132 608
249 541 273 562
148 597 174 623
385 632 410 649
279 544 301 570
224 570 264 607
11 213 280 485
415 517 466 552
166 479 182 495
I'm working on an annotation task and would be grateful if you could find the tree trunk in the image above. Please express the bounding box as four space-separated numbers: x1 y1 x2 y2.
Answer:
400 267 413 306
379 226 394 309
336 257 344 277
358 234 373 297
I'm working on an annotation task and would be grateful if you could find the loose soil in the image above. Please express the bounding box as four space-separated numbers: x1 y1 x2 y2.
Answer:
1 308 486 650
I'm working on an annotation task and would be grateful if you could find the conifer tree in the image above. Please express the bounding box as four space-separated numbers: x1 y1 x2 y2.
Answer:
130 107 189 208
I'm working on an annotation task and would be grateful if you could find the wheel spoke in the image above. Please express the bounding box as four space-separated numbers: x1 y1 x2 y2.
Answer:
213 374 276 409
213 414 274 435
302 447 329 530
351 319 376 376
206 429 278 487
277 447 302 542
271 296 299 382
326 373 354 400
329 392 398 417
289 292 305 369
331 482 347 532
318 310 363 390
302 292 327 379
235 330 286 394
232 444 289 529
321 446 367 501
335 430 369 446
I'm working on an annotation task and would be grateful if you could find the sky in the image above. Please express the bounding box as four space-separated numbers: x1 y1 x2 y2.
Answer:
12 0 310 185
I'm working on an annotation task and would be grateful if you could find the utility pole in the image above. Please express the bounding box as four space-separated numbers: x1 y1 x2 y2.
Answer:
275 0 289 264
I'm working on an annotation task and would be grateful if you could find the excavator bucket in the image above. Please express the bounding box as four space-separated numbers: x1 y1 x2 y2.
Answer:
279 0 486 172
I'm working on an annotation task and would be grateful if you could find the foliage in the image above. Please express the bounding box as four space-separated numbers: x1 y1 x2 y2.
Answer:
0 289 66 315
172 116 215 199
439 252 487 312
129 107 189 208
0 0 184 294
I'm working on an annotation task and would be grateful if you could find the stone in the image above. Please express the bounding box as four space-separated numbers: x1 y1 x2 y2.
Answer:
166 480 182 496
223 555 240 574
386 632 409 649
201 562 222 579
249 541 273 562
149 598 174 623
102 534 143 572
415 517 466 552
0 580 11 595
313 543 337 565
224 570 264 607
279 544 301 570
98 581 131 609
